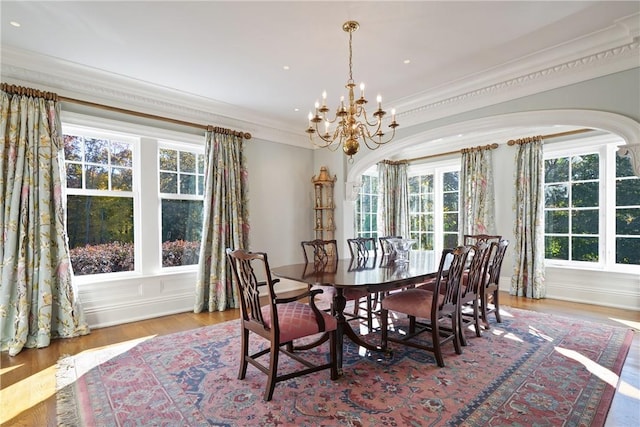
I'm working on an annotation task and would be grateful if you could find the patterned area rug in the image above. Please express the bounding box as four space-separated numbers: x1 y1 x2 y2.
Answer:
56 307 633 426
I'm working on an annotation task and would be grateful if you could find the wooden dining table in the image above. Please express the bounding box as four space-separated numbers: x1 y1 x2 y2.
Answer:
271 251 440 373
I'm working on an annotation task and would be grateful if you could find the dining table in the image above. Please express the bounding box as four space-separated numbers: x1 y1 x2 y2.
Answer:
271 250 440 373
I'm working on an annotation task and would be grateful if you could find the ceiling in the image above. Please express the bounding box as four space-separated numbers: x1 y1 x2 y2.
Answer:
1 1 639 157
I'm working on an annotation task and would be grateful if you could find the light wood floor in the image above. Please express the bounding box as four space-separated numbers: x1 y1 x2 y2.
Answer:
1 293 638 427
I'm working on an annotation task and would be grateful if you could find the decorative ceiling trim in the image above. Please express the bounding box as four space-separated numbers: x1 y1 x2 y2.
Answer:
397 39 640 127
1 48 303 146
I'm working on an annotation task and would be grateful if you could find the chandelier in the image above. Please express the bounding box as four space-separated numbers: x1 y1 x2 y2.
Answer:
306 21 399 160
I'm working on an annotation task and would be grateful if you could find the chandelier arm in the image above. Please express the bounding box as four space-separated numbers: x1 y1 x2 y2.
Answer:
359 108 386 127
361 127 397 149
309 134 342 151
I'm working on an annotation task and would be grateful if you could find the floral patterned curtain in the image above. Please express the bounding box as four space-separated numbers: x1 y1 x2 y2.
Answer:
0 88 89 356
460 146 497 238
377 160 409 238
194 130 249 312
511 137 546 298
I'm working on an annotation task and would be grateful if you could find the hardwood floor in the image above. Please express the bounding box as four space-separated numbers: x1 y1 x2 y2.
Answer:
1 293 638 426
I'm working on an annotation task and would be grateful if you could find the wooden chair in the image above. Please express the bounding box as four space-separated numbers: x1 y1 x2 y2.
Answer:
378 235 402 256
458 242 492 345
380 246 471 367
300 239 371 328
226 248 338 401
346 237 380 329
463 234 502 246
347 237 378 261
480 239 509 328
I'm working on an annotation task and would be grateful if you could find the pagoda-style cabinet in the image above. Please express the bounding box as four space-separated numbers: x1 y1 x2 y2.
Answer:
312 166 336 241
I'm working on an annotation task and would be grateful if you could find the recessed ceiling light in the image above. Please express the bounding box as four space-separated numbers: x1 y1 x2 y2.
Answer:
294 108 299 112
10 21 21 27
403 59 411 64
283 65 290 71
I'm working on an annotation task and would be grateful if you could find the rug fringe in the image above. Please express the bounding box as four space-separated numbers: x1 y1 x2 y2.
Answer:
55 354 81 427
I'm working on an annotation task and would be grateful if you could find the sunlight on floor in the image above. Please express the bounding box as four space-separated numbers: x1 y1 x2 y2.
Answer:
609 317 640 331
528 326 554 342
0 335 155 424
0 363 23 375
487 326 525 343
554 345 640 401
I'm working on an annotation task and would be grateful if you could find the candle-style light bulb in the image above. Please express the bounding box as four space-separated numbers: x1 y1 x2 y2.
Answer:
308 112 313 125
360 83 365 97
391 108 396 122
322 91 327 106
376 95 382 109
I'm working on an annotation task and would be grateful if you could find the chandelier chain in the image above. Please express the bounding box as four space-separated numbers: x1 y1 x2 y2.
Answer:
348 30 353 83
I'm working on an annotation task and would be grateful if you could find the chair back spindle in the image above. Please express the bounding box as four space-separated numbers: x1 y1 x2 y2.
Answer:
347 237 377 261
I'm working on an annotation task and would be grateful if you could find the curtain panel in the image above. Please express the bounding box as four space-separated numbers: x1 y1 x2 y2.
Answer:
194 131 249 313
460 147 497 237
0 90 89 356
511 137 546 299
377 161 409 238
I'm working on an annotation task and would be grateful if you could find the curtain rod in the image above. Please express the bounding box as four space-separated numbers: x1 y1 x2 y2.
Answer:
1 83 252 140
405 128 594 162
407 143 499 163
506 128 591 145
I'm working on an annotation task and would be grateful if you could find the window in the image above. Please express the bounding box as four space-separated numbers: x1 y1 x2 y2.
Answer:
159 145 205 267
614 151 639 265
354 161 460 254
62 115 206 280
408 164 460 251
355 172 378 239
63 128 137 275
544 137 639 269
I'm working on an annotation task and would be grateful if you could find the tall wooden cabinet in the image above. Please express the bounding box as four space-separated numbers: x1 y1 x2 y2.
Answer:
312 166 336 241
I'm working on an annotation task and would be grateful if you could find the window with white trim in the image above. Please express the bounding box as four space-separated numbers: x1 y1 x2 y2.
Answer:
158 145 205 267
354 170 378 239
354 160 460 254
408 162 460 252
63 127 137 276
62 115 205 280
544 136 639 269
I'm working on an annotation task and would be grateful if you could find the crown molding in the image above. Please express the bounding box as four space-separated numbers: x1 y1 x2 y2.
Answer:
0 47 306 148
396 14 640 127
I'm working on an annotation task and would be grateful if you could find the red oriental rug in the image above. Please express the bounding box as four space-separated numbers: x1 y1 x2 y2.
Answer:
56 307 633 426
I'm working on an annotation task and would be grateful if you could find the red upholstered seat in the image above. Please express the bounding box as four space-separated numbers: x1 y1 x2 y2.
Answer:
380 288 444 319
262 302 337 343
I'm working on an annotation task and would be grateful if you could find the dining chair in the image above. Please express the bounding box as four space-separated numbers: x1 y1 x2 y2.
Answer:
463 234 502 246
226 248 338 401
346 237 378 261
346 237 380 329
380 245 471 367
458 241 492 345
300 239 371 328
378 235 402 256
480 239 509 328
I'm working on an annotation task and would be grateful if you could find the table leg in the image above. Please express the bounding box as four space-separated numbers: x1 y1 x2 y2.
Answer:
333 289 384 375
333 288 346 375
